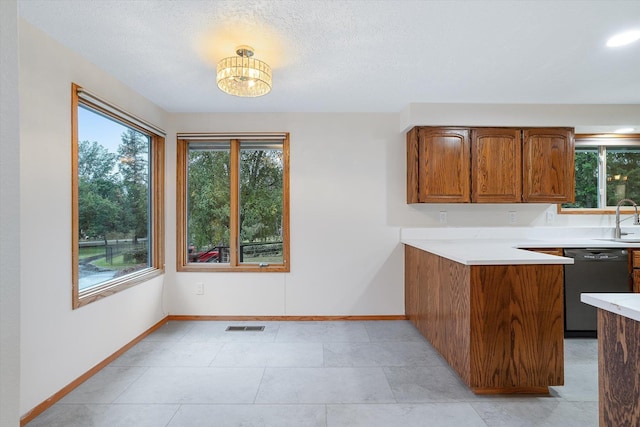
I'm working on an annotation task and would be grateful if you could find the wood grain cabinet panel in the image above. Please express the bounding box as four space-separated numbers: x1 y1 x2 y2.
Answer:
404 246 420 321
417 127 471 203
598 309 640 427
523 128 575 203
407 126 575 204
627 249 640 292
470 264 564 392
471 128 522 203
405 246 564 394
406 127 420 203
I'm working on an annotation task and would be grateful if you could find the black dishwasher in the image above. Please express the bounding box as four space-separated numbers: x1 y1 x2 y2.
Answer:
563 248 631 338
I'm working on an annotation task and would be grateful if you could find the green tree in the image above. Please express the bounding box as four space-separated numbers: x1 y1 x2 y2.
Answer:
564 147 640 209
187 149 231 250
78 140 117 181
239 149 283 243
564 149 598 208
606 149 640 205
118 129 149 243
78 180 121 242
186 145 284 256
77 140 121 242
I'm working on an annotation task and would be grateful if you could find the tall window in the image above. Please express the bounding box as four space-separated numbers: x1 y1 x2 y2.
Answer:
177 134 289 272
72 84 164 308
562 134 640 212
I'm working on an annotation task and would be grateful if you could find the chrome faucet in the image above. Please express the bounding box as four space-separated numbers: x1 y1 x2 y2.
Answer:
615 198 640 239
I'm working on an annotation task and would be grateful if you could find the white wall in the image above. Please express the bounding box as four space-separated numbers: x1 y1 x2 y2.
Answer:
1 1 21 425
167 113 405 316
18 21 169 415
400 102 640 133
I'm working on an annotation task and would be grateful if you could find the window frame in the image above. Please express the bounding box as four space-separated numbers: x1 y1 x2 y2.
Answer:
176 133 290 272
71 83 165 308
560 133 640 215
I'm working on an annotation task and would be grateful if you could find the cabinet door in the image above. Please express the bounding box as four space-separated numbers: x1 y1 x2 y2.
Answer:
631 250 640 293
472 128 522 202
523 128 575 203
633 270 640 293
418 127 471 202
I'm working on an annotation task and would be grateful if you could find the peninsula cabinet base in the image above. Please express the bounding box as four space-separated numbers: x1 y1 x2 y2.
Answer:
597 309 640 427
405 245 564 395
471 386 551 395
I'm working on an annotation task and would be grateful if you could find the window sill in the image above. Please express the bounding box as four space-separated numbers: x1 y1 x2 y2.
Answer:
559 207 639 215
75 267 164 309
177 263 289 273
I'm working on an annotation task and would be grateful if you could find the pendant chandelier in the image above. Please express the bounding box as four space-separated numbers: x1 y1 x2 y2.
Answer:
216 45 272 97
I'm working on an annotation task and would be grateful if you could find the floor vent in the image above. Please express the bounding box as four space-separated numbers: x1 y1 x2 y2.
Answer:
225 326 265 332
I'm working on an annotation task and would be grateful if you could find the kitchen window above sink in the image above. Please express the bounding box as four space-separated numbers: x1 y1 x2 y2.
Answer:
561 133 640 214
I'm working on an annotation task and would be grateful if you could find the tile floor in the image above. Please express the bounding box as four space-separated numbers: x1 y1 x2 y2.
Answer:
28 320 599 426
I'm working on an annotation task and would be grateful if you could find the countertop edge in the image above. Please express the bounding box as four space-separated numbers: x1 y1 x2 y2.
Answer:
581 293 640 323
401 238 574 266
400 228 640 266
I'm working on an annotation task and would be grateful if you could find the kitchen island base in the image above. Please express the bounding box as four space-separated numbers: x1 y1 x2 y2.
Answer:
405 245 564 394
597 309 640 427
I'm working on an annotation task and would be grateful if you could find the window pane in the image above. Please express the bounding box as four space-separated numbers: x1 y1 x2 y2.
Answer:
187 144 231 263
563 147 599 208
178 134 289 272
77 105 151 290
239 146 284 264
606 147 640 206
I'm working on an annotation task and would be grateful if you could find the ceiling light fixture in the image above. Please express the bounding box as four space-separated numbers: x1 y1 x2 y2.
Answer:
216 45 272 97
606 30 640 47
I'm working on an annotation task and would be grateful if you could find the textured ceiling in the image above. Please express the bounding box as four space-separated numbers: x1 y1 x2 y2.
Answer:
17 0 640 113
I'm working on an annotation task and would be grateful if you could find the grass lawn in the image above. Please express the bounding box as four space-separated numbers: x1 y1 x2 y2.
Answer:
242 255 283 263
78 246 104 260
93 254 144 270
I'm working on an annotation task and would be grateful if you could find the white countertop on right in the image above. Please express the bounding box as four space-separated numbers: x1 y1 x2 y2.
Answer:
401 226 640 265
581 293 640 323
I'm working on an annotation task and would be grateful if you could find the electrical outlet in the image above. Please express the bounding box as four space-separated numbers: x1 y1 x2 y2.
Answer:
546 211 555 224
508 211 517 225
439 211 447 224
195 282 204 295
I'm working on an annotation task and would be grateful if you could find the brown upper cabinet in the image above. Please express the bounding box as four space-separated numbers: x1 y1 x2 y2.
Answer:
407 126 575 204
472 128 522 203
522 128 575 203
407 127 471 203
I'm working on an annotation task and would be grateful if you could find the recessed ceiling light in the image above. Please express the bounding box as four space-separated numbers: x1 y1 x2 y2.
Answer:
614 127 636 134
606 30 640 47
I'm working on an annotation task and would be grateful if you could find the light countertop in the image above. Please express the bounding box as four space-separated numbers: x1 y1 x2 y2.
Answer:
581 293 640 323
401 227 640 266
402 238 573 265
